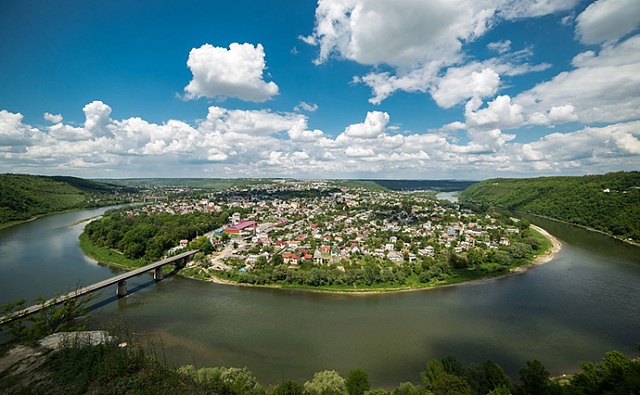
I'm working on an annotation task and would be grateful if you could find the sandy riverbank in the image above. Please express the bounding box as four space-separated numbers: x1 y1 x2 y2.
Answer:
510 224 562 274
199 224 564 294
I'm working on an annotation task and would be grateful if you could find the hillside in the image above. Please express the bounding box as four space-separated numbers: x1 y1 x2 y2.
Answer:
459 171 640 241
0 174 136 226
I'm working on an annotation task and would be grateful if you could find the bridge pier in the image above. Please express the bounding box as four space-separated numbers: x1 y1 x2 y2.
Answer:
154 267 163 281
116 280 127 297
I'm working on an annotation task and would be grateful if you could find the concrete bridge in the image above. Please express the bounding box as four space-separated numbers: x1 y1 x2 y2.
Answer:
0 249 198 325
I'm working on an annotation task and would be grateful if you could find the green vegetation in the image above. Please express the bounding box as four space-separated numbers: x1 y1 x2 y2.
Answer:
460 171 640 241
0 173 138 228
82 208 228 262
0 293 94 344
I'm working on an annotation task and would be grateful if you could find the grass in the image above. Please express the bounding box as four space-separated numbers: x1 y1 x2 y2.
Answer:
78 233 148 269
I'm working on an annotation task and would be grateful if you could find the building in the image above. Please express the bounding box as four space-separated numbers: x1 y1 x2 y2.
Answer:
223 220 258 236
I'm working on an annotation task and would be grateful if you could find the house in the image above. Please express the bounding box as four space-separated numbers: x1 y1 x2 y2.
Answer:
500 237 510 246
179 239 189 247
283 253 300 264
387 251 404 263
313 249 324 265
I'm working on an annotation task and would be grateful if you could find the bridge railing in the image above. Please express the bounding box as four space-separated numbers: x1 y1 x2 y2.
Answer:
0 249 198 325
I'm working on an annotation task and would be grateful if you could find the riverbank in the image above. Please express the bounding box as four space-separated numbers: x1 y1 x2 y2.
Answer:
185 225 563 294
78 225 561 294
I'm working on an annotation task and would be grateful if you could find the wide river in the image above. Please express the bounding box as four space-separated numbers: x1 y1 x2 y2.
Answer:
1 207 639 388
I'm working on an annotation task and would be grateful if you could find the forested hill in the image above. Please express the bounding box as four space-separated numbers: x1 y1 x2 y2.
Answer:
459 171 640 241
0 174 136 226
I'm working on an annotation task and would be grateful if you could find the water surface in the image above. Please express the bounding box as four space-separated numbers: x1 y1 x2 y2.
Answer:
1 209 638 388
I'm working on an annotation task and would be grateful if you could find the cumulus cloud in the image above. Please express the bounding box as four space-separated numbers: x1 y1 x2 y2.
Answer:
83 101 114 138
516 34 640 124
183 43 279 102
343 111 389 139
44 112 63 124
576 0 640 44
2 102 639 179
465 95 525 130
431 66 501 109
304 0 573 105
0 110 41 149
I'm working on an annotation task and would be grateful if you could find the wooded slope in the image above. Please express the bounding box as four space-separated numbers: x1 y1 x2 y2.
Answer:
0 174 134 225
460 171 640 241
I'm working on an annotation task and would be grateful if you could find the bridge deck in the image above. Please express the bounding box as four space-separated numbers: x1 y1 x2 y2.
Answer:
0 250 198 325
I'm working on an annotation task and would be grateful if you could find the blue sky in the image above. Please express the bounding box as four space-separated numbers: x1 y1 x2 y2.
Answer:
1 0 639 179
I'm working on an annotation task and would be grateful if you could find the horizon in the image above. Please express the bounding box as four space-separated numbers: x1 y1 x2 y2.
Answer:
1 0 639 179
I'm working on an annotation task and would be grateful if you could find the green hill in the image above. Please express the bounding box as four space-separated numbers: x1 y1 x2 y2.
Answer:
459 171 640 241
0 174 136 226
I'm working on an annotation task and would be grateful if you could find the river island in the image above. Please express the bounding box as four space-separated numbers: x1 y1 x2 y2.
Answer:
78 180 561 293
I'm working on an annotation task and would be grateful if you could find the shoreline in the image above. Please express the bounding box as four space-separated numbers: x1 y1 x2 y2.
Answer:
78 225 563 296
197 224 563 295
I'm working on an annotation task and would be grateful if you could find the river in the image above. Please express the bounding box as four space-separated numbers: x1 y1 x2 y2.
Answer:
0 208 639 388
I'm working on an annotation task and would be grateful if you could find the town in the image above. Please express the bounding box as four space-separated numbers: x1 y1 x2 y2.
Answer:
106 179 543 290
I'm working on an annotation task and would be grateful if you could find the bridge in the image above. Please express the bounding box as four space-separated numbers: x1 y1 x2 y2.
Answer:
0 249 198 325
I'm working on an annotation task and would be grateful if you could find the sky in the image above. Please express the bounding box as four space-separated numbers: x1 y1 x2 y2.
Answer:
1 0 639 180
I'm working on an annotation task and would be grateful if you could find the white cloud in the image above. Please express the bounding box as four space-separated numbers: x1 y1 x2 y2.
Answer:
487 40 511 53
2 102 639 179
343 111 389 139
0 110 42 149
44 112 63 124
431 65 501 109
183 43 279 102
305 0 573 104
83 101 114 138
516 34 640 124
498 0 578 19
465 95 525 130
294 102 319 112
576 0 640 44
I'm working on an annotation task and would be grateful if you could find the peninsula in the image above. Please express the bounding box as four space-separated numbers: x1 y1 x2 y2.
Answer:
80 179 557 293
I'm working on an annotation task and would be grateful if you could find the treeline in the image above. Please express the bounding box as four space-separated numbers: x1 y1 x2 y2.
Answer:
83 209 229 262
460 171 640 241
178 350 640 395
0 174 136 225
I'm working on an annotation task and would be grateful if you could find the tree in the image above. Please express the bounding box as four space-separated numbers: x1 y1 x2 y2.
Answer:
304 370 347 395
189 236 215 254
509 243 532 259
346 368 370 395
422 359 474 395
515 360 560 395
392 382 421 395
177 365 264 395
272 380 304 395
271 254 284 266
1 292 94 343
